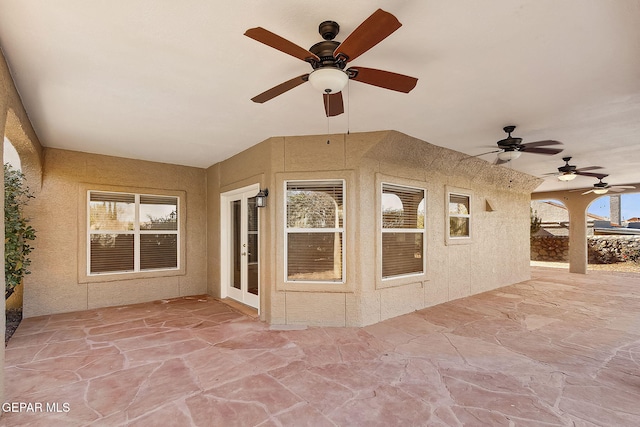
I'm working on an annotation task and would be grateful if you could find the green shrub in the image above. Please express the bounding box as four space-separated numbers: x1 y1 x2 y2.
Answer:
5 164 36 299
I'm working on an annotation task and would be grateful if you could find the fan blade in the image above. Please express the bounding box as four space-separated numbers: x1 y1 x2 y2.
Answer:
245 27 320 63
607 188 628 193
474 150 501 157
581 190 595 195
575 166 603 172
333 9 402 62
612 185 636 190
348 67 418 93
251 74 308 103
575 171 608 179
520 146 564 155
323 92 344 117
521 140 562 148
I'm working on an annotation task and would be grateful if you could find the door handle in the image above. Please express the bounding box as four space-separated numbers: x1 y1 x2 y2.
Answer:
241 252 247 256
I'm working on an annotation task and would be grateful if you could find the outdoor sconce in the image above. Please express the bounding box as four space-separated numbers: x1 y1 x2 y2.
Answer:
256 188 269 208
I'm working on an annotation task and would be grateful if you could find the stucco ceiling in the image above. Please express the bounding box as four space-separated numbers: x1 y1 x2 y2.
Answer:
0 1 639 192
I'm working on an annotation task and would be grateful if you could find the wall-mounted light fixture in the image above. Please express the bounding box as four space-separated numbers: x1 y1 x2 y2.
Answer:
256 188 269 208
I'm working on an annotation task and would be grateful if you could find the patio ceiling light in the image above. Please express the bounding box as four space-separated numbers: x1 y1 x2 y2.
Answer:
557 172 577 181
308 67 348 94
496 150 521 162
592 188 609 195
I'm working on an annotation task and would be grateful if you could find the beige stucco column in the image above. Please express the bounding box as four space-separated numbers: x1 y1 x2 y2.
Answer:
565 197 591 273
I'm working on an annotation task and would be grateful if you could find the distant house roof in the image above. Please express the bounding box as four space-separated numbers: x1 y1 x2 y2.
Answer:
531 200 606 222
531 200 607 237
627 217 640 223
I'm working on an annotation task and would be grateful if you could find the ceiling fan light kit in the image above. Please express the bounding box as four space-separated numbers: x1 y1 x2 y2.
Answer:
308 67 349 94
557 172 577 181
496 150 521 162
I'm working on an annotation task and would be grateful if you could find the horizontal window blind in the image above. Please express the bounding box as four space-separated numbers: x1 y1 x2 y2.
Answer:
287 181 343 229
382 233 423 278
140 234 178 270
286 180 344 282
382 183 425 279
88 191 179 275
90 234 134 273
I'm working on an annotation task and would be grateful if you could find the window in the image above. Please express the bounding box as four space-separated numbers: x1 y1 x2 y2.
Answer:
448 192 471 238
381 183 426 279
285 180 344 282
88 191 179 275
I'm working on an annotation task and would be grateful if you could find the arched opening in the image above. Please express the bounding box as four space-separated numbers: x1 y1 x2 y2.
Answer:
530 199 570 268
4 136 21 170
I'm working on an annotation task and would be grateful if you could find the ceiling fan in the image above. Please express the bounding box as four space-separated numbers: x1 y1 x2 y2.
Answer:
480 125 564 165
572 176 636 195
244 9 418 117
546 156 604 181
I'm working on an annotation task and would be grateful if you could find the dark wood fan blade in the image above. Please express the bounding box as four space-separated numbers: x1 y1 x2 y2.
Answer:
348 67 418 93
245 27 320 63
323 92 344 117
520 147 564 155
333 9 401 62
575 166 603 172
521 140 562 148
474 150 500 157
576 171 608 179
251 74 308 103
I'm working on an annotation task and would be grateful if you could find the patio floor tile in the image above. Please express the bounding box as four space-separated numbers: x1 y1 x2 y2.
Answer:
3 267 640 426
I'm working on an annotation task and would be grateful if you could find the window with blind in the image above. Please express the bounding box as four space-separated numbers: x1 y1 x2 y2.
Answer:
286 180 344 282
448 193 471 238
88 191 179 275
381 183 426 279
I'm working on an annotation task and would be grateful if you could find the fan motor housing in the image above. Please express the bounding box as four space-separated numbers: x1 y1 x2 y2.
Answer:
309 40 344 69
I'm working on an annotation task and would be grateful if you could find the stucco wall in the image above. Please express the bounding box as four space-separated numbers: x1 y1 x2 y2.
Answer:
1 47 47 407
24 148 208 317
208 130 540 327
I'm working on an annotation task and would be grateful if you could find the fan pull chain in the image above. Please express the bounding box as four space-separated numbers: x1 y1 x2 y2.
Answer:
327 101 330 144
347 80 350 135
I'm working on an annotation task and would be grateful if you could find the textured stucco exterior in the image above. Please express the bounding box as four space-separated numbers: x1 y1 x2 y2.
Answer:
1 47 46 408
23 149 208 317
207 131 541 327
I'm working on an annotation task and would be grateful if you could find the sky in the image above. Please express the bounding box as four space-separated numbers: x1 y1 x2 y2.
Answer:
588 192 640 221
4 137 21 170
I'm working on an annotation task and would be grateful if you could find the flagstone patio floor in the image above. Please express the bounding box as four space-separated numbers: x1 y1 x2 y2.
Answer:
3 266 640 426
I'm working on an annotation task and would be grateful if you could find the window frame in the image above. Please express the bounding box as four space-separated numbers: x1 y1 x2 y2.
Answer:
380 182 427 281
284 179 346 284
79 185 186 283
87 191 180 276
446 187 474 245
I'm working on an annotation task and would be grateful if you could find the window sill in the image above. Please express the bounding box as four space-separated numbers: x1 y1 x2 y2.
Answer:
79 268 185 284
